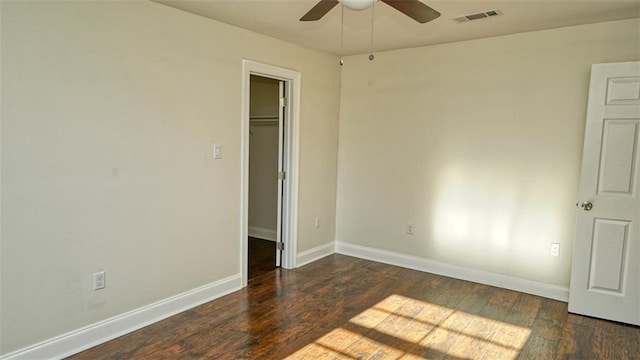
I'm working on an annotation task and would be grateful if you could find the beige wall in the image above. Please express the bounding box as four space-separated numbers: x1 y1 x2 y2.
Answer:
249 76 280 234
0 1 340 354
336 19 640 288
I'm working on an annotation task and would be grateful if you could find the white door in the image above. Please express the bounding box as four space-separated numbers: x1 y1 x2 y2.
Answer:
275 80 287 267
569 61 640 325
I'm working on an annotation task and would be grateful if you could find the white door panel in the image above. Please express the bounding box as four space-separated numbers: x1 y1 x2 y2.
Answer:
606 77 640 105
589 219 629 293
597 120 638 195
569 61 640 325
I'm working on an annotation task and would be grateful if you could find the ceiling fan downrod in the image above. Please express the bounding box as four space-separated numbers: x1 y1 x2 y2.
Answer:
340 5 345 65
369 0 375 61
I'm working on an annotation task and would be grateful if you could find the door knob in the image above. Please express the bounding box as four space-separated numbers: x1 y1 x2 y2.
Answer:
580 201 593 211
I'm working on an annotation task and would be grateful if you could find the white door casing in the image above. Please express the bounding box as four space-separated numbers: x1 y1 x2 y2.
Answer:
241 60 301 287
569 61 640 325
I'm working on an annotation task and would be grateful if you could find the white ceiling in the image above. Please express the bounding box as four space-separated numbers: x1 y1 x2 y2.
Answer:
155 0 640 55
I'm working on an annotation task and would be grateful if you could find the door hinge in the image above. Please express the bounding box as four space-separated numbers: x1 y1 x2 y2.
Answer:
278 171 286 180
280 97 288 108
276 242 284 251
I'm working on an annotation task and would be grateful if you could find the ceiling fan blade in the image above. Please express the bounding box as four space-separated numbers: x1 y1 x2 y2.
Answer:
381 0 440 23
300 0 340 21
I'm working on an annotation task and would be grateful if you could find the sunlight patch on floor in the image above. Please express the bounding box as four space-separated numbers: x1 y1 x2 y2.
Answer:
286 294 531 359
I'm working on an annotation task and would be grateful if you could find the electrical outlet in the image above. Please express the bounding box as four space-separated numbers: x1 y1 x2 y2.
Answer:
406 222 415 235
550 243 560 257
314 216 320 229
93 271 106 290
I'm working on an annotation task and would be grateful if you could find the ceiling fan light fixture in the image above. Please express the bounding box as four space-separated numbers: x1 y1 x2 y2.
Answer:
338 0 378 11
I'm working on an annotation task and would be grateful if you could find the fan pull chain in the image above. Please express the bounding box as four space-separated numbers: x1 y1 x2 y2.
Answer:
340 6 345 66
368 0 374 61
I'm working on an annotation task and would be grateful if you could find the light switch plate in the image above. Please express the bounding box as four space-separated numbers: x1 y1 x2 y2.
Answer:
550 243 560 257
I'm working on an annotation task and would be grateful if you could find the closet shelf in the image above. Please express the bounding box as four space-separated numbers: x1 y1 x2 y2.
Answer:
250 115 279 124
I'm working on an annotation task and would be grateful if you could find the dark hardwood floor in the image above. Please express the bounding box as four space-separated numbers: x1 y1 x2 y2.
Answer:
248 237 276 280
68 255 639 359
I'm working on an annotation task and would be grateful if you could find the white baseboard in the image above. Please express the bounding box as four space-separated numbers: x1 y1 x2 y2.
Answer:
1 275 242 360
335 242 569 302
248 226 276 241
296 242 335 267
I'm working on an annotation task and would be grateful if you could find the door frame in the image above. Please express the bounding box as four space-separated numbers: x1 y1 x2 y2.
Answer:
241 60 301 287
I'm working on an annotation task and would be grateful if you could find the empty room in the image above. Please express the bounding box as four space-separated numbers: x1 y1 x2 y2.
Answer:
1 0 639 359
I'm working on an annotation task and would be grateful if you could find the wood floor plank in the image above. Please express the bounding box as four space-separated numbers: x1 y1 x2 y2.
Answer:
68 254 640 360
503 293 542 328
248 237 276 280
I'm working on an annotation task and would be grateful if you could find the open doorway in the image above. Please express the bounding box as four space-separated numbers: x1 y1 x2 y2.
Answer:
241 60 301 287
248 75 280 280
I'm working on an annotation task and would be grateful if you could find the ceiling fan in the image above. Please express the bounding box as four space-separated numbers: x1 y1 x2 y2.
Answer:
300 0 440 24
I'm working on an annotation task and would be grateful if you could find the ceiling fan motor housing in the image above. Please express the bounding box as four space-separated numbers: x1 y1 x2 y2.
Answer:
339 0 379 11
